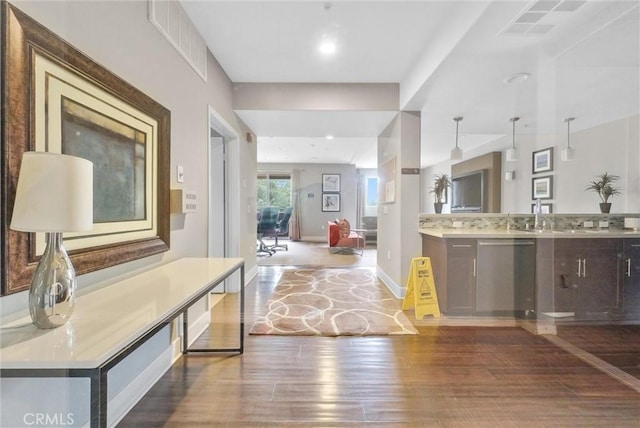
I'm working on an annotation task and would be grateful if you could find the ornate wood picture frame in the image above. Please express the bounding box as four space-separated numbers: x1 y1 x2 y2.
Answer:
1 3 171 294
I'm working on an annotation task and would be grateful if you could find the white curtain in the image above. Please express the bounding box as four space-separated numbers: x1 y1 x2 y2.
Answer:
290 168 302 241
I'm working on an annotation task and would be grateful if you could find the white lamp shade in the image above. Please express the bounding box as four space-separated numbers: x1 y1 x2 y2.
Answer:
450 147 463 161
561 146 575 161
506 147 518 162
11 152 93 232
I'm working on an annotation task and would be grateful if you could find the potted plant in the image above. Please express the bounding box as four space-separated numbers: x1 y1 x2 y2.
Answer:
430 172 451 214
585 172 621 213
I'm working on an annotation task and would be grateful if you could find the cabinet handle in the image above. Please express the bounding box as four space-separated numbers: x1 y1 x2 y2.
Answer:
473 258 477 277
582 258 586 277
478 241 535 246
628 258 632 277
576 259 582 277
452 244 472 248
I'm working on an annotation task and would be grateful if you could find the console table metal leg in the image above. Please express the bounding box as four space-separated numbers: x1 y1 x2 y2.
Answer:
239 264 245 354
182 309 189 354
89 369 105 428
99 369 108 427
185 263 245 354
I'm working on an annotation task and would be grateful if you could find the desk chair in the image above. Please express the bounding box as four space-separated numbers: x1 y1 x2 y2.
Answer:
271 206 292 251
257 206 279 254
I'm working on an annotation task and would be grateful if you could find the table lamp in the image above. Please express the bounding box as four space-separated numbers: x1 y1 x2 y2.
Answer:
10 152 93 329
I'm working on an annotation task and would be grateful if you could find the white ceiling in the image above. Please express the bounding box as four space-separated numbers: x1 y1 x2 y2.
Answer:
181 0 640 169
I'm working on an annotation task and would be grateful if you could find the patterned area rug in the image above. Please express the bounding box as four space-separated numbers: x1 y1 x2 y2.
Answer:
249 268 418 336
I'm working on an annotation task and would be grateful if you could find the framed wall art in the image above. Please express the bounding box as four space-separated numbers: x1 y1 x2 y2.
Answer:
531 203 553 214
322 193 341 212
532 147 553 174
379 157 396 204
1 3 170 294
322 174 341 192
532 175 553 200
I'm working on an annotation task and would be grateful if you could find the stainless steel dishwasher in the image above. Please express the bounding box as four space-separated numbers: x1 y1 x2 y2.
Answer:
476 239 536 314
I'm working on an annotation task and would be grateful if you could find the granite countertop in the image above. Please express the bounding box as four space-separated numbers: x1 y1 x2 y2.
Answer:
419 228 640 239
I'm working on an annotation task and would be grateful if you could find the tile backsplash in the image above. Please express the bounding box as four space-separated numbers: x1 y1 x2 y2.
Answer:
418 213 639 231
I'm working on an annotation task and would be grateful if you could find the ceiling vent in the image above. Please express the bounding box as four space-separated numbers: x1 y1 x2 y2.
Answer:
149 0 208 82
500 0 586 37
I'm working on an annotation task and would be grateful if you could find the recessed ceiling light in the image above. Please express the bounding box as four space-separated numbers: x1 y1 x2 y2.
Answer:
319 41 336 55
503 72 531 84
326 135 334 140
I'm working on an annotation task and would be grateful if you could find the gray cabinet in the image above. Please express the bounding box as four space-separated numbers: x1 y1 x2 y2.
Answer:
623 239 640 315
422 235 535 316
446 240 477 314
476 240 535 316
553 238 622 319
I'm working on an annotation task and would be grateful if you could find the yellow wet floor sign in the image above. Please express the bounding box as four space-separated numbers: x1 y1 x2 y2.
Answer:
402 257 441 319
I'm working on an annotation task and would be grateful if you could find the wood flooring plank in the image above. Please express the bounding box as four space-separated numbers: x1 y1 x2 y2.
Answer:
118 266 640 427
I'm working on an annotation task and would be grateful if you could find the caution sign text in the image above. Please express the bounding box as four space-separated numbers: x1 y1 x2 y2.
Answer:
402 257 441 319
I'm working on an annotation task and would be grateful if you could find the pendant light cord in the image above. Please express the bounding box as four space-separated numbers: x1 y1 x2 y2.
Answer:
453 116 463 148
508 117 520 149
565 117 574 149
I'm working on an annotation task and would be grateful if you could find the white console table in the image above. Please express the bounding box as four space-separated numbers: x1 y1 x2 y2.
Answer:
0 257 245 427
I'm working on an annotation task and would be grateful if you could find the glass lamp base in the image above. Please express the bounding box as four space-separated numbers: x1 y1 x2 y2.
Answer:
29 232 77 329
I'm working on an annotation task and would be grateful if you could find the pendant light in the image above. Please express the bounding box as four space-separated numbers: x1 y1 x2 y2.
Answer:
450 116 463 161
561 117 575 161
506 117 520 162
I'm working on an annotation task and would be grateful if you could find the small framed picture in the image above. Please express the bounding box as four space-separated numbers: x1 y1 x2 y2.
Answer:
322 174 341 192
322 193 341 212
532 175 553 199
532 147 553 174
531 203 553 214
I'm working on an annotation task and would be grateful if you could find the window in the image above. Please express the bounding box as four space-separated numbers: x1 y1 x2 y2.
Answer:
257 173 291 210
366 177 378 206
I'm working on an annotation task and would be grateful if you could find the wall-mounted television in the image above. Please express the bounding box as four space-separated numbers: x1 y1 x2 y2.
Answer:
451 169 487 213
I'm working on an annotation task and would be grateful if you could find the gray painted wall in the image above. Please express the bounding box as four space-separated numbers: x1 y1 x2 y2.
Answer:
1 1 257 424
377 112 422 296
421 115 640 215
258 163 358 240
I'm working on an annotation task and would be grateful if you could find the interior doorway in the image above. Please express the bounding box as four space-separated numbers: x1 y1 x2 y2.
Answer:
208 130 227 259
207 106 240 291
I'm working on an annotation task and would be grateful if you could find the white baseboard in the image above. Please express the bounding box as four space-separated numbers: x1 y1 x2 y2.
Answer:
171 336 183 364
519 319 557 335
246 265 258 284
376 266 404 299
188 309 211 348
108 345 173 427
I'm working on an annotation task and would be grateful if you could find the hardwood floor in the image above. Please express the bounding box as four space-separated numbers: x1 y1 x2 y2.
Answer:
118 266 640 427
555 325 640 379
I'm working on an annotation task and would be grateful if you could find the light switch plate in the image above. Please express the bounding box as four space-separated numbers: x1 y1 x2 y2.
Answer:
583 220 594 228
177 165 184 183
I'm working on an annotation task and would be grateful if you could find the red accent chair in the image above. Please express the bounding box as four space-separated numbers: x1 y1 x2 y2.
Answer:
327 219 364 254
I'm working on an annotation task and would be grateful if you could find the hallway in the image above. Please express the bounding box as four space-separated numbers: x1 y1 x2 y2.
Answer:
118 266 640 427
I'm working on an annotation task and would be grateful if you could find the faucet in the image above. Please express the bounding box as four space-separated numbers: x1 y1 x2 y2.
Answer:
534 199 543 230
506 212 511 232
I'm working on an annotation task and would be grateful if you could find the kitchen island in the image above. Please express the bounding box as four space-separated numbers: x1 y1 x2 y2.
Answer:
420 225 640 324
